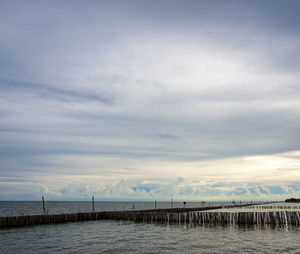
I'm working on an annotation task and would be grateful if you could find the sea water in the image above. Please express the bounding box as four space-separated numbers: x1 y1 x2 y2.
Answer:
1 220 300 254
1 201 299 254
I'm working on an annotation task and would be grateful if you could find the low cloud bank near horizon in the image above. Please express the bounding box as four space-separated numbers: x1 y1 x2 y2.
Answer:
37 179 300 202
1 150 300 201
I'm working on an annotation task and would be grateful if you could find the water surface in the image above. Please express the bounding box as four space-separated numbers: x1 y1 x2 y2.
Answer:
1 220 299 254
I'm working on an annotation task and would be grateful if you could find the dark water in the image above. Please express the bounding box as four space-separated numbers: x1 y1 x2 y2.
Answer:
1 220 300 254
0 201 243 217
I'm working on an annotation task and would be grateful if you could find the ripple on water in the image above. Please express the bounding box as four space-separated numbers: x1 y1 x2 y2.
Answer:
1 220 300 254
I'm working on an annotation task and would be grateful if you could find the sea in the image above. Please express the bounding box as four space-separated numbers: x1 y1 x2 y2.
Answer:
1 201 300 254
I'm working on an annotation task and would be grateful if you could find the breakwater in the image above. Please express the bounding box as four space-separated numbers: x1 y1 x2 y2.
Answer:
3 202 299 228
2 203 291 228
0 206 223 227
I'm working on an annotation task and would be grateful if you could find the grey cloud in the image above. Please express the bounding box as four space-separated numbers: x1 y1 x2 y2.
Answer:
157 133 178 140
0 78 113 104
1 0 300 199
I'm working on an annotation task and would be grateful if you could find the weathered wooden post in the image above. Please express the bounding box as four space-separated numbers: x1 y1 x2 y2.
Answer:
171 197 173 208
92 196 95 211
155 200 157 209
42 196 46 214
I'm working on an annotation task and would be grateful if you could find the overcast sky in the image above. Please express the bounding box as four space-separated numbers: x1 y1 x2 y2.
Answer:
1 0 300 201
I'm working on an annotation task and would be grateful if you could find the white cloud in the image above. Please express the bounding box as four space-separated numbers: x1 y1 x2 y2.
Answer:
2 150 299 200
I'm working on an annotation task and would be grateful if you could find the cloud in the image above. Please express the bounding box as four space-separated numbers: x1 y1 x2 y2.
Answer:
1 1 300 200
35 178 300 201
0 78 113 104
157 133 178 140
1 146 300 200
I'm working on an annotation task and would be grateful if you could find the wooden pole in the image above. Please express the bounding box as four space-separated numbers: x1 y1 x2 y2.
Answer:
92 196 95 211
42 196 46 214
155 200 157 209
171 197 173 208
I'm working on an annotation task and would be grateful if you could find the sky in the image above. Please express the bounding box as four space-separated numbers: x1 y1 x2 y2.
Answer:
1 0 300 201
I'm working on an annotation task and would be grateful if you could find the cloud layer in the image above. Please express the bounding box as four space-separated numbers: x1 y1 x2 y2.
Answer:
1 0 300 200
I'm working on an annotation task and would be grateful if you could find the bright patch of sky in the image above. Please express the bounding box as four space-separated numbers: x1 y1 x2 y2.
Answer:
1 0 300 200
